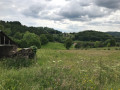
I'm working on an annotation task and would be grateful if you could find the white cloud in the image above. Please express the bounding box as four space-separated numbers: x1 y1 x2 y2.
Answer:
0 0 120 32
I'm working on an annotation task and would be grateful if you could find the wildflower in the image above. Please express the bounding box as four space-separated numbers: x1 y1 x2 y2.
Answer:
58 60 62 62
53 61 55 63
47 67 50 69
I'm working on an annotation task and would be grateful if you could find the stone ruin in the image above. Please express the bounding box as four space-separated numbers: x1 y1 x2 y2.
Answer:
12 48 36 59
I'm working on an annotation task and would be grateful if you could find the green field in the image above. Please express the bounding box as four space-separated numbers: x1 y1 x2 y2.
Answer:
0 43 120 90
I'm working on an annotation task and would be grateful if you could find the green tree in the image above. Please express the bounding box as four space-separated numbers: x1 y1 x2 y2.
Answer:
65 38 73 50
110 39 116 46
13 32 23 39
104 39 116 47
95 41 100 48
40 34 48 45
107 43 111 47
0 25 4 30
46 34 54 42
22 31 41 48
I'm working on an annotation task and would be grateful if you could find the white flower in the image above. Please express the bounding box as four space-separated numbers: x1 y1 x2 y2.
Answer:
53 61 55 63
58 60 62 62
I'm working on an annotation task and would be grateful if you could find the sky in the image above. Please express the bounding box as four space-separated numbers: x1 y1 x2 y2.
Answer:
0 0 120 32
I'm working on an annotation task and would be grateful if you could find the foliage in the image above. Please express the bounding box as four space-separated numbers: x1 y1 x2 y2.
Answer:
74 30 113 41
75 41 95 49
0 20 119 49
40 34 48 45
104 39 116 47
30 46 38 54
65 38 73 49
0 20 62 48
75 39 117 49
46 34 54 42
107 32 120 38
21 31 41 48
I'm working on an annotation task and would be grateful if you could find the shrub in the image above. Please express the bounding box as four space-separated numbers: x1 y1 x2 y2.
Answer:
75 42 81 49
30 46 38 54
65 38 73 50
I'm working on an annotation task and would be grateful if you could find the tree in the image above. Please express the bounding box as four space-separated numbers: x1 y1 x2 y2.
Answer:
46 34 54 42
40 34 48 45
22 31 41 48
13 32 23 39
104 39 116 47
110 39 116 46
65 38 73 50
107 43 111 47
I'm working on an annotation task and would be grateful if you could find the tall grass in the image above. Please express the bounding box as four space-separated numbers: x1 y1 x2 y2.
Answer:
0 48 120 89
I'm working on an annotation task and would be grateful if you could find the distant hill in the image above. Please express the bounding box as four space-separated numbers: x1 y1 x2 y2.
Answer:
74 30 114 41
0 20 62 37
0 20 118 44
106 32 120 38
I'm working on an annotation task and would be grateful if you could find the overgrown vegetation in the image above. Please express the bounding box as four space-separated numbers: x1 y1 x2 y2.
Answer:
0 47 120 89
75 39 118 49
0 58 35 69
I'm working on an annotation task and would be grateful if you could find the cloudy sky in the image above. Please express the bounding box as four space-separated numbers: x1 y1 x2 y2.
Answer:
0 0 120 32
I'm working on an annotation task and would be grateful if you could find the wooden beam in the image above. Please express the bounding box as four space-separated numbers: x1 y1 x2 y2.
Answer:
4 36 5 44
0 36 2 44
9 40 10 45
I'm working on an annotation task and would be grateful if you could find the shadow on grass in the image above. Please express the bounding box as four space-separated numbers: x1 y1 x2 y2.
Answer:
0 57 35 69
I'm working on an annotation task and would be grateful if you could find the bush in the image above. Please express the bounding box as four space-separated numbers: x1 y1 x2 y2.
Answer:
104 39 116 47
30 46 38 54
75 43 81 49
65 38 73 50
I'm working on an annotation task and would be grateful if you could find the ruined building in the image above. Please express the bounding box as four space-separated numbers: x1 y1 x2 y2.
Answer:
0 30 18 58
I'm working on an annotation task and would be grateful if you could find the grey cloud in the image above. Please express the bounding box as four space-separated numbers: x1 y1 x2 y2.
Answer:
21 0 115 22
59 1 111 21
95 0 120 9
22 4 45 18
67 24 87 32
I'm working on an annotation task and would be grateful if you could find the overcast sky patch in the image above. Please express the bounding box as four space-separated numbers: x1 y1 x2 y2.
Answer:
0 0 120 32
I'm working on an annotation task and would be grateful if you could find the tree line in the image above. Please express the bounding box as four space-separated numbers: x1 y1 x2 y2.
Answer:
0 20 120 49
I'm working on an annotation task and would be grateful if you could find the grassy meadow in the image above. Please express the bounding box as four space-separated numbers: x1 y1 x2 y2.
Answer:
0 42 120 90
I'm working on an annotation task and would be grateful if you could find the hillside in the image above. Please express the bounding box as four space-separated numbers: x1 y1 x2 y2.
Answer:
74 30 114 41
106 32 120 38
0 20 61 36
